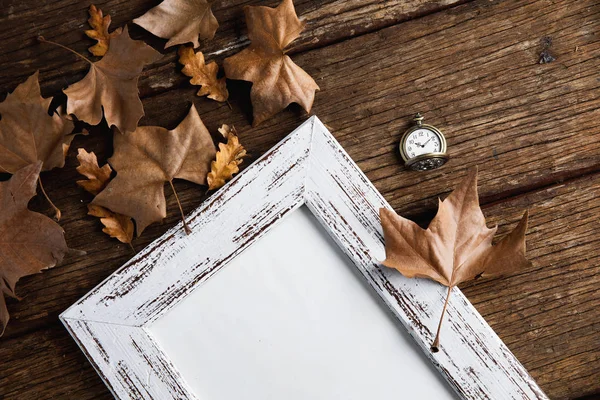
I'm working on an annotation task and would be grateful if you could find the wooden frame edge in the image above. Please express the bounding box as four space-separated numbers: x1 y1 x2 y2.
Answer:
60 116 547 400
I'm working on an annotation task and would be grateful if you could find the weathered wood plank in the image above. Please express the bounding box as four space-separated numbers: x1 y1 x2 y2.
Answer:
0 0 599 398
0 0 465 97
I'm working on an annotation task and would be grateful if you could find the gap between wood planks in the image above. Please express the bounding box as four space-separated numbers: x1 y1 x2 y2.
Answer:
408 165 600 227
135 0 477 99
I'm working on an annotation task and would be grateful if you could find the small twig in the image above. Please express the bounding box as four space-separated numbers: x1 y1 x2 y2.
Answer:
168 180 191 235
431 285 453 353
38 176 61 221
38 36 93 65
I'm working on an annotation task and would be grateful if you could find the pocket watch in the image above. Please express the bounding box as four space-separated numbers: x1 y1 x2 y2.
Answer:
399 113 449 171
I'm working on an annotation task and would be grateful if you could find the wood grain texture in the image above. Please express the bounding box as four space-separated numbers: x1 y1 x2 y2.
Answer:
0 0 598 398
0 323 110 399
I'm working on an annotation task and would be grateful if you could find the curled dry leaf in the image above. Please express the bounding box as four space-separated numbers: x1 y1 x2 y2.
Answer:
85 4 123 57
380 168 532 352
0 162 69 336
41 26 161 134
133 0 218 49
178 46 228 102
87 204 135 247
76 149 134 246
218 123 235 139
223 0 319 126
0 71 77 219
76 148 112 195
207 124 247 191
92 105 216 236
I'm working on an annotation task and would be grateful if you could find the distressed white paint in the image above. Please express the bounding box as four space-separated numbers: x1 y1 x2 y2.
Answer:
152 206 455 399
61 116 547 400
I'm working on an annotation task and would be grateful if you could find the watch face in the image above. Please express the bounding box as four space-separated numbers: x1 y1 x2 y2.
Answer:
404 127 442 158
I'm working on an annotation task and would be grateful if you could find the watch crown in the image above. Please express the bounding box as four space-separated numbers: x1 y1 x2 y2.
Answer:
414 113 424 125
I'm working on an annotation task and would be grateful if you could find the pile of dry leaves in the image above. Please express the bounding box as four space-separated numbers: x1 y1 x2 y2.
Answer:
0 0 318 336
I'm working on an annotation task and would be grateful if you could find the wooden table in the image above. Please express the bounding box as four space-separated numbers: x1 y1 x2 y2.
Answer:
0 0 598 398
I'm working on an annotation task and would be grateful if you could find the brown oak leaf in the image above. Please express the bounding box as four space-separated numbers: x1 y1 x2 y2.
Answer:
178 46 228 102
76 149 134 246
0 162 69 336
87 204 135 247
76 148 112 195
60 26 161 134
207 124 247 191
223 0 319 126
133 0 218 49
85 4 123 57
0 71 77 219
92 104 216 236
380 168 531 352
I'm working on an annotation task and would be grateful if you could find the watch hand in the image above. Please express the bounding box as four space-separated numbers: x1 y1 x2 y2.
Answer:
422 138 432 147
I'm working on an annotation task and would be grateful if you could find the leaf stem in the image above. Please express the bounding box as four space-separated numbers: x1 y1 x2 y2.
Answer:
38 177 61 220
431 285 453 353
168 180 191 235
37 36 93 65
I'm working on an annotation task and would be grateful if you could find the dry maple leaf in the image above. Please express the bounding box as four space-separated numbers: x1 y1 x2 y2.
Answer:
207 124 247 191
133 0 218 49
223 0 319 126
85 4 123 56
0 162 69 336
380 168 531 352
178 46 228 102
0 71 77 219
76 149 134 247
0 71 75 173
40 26 161 134
92 104 216 236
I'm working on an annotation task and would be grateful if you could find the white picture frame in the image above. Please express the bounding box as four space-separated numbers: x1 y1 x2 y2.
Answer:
61 116 547 400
